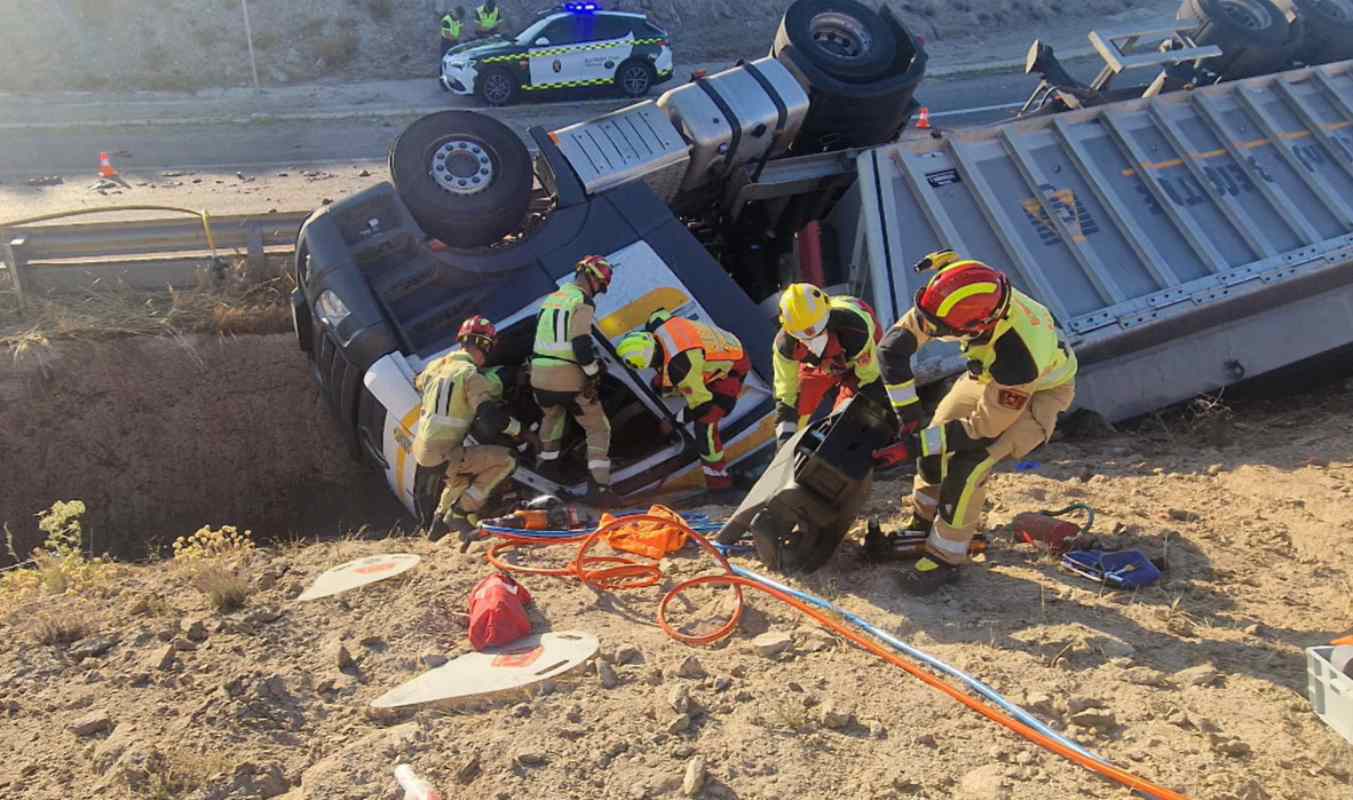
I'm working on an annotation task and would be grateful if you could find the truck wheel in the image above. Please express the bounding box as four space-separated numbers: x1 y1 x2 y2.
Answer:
477 67 519 106
388 110 532 249
1179 0 1291 78
1275 0 1353 63
774 0 897 82
616 59 656 97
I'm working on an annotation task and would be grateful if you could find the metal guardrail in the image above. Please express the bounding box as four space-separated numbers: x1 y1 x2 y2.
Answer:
0 210 311 301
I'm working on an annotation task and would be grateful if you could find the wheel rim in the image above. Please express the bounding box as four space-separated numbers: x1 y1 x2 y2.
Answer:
430 138 494 196
808 12 873 60
1217 0 1273 30
621 65 650 94
483 73 512 104
1311 0 1353 22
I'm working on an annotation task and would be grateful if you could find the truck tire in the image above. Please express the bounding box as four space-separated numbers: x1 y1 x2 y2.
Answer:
388 110 532 249
1275 0 1353 64
1179 0 1291 78
773 0 898 82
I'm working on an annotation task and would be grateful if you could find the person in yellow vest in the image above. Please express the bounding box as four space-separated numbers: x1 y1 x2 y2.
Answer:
411 315 535 548
617 311 749 494
473 0 503 38
871 250 1077 594
530 255 615 504
772 283 895 446
439 7 465 64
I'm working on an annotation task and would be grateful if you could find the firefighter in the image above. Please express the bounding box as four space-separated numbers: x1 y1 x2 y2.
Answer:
617 311 749 494
772 283 895 446
473 0 502 38
873 250 1078 594
411 316 533 546
530 255 615 504
439 7 465 63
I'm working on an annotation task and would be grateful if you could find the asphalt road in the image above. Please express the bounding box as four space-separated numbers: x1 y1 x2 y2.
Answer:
0 69 1044 178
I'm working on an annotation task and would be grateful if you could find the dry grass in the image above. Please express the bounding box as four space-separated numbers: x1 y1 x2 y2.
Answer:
0 257 294 356
194 565 252 611
128 593 178 619
30 610 91 646
146 744 234 800
315 29 360 69
366 0 394 21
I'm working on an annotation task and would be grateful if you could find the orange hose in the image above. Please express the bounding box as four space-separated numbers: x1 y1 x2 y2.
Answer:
483 516 1190 800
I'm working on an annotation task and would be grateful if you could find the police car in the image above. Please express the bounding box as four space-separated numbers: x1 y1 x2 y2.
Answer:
440 3 674 106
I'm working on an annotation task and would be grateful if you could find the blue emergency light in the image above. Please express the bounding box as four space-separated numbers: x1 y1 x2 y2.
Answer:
564 2 600 12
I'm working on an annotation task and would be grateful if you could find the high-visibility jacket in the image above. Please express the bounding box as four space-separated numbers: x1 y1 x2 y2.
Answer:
652 318 745 412
412 351 520 466
532 282 598 375
440 14 462 40
880 287 1077 456
475 4 501 32
771 294 881 417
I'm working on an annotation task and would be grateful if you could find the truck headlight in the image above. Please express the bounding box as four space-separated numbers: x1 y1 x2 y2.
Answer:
315 290 351 328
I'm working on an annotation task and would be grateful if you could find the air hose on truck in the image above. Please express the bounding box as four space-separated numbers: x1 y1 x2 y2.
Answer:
480 511 1192 800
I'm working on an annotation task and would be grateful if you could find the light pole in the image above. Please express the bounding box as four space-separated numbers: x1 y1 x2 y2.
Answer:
241 0 261 92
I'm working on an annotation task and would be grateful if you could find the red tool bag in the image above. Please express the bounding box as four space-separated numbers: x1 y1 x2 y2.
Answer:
468 573 533 651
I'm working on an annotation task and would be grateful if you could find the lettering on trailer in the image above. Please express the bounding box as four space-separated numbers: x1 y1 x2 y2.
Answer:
1020 183 1099 246
1132 156 1275 215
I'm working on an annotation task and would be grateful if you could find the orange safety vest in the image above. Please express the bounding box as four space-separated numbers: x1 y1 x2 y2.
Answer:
655 318 743 363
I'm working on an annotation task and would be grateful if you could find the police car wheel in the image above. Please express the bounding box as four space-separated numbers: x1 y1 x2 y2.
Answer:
389 110 532 248
477 67 519 106
775 0 898 82
616 60 655 98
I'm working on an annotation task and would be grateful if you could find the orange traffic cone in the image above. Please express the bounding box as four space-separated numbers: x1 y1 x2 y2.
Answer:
98 151 119 178
915 107 931 130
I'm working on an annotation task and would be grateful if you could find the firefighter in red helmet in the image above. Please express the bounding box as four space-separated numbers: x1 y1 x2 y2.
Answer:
872 250 1078 594
412 315 536 550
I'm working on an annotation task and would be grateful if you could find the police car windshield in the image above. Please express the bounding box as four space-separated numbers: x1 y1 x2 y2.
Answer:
513 13 565 45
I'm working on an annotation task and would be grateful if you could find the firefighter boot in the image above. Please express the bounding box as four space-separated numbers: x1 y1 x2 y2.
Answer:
896 556 960 595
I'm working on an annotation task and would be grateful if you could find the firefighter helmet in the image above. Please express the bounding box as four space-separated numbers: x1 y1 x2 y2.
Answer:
457 315 497 351
778 283 831 341
914 256 1011 337
617 331 658 370
576 255 615 293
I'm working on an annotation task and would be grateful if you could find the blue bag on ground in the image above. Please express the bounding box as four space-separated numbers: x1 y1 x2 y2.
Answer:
1061 549 1161 589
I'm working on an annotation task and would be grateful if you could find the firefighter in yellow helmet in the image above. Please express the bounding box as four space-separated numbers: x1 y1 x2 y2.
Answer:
530 255 615 505
772 283 895 445
872 250 1078 594
411 315 537 550
618 311 750 495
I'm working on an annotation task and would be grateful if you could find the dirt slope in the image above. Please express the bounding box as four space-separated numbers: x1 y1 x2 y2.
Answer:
1 0 1155 92
2 377 1352 800
0 335 404 563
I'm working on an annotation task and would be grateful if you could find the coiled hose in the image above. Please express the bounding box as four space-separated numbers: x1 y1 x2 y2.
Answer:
482 515 1191 800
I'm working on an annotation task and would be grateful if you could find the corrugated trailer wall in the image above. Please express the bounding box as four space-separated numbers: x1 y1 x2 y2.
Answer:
841 59 1353 421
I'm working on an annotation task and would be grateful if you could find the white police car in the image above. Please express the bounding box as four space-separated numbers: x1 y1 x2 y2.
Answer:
441 3 674 106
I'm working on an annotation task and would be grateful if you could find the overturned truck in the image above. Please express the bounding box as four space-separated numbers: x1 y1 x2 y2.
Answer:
291 0 1353 530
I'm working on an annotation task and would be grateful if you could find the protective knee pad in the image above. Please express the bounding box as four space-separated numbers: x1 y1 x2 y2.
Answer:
938 450 991 524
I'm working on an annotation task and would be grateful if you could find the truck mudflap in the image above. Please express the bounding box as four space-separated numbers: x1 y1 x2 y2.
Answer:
838 59 1353 420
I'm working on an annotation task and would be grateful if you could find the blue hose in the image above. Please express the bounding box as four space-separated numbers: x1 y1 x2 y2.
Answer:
731 564 1109 765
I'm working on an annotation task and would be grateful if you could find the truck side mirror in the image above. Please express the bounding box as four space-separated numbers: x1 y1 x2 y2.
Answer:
534 36 550 46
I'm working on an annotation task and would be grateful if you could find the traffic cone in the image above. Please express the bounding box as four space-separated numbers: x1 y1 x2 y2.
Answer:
915 107 931 130
98 151 119 178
